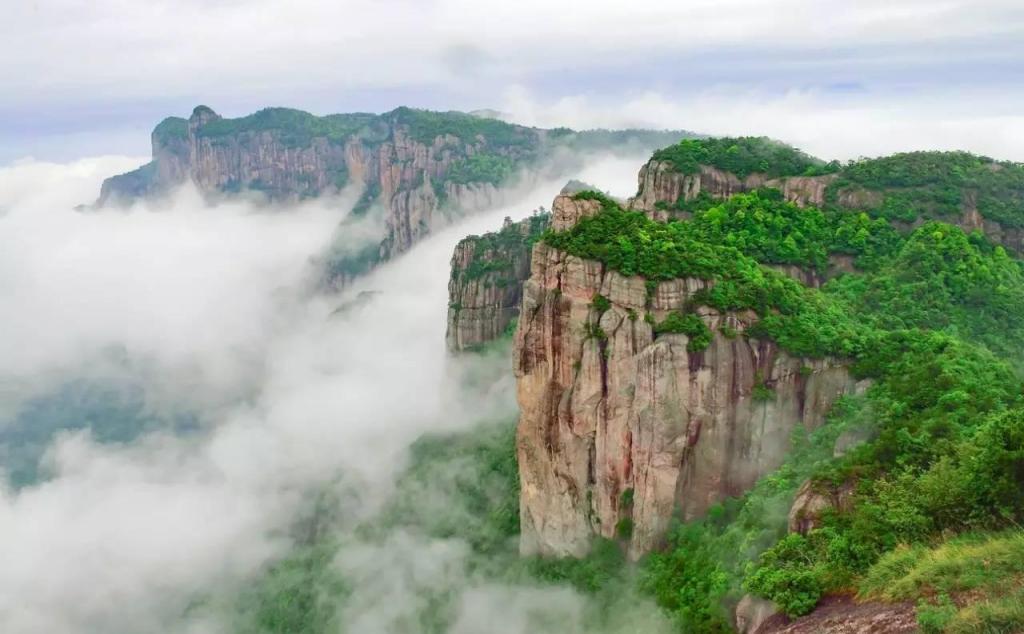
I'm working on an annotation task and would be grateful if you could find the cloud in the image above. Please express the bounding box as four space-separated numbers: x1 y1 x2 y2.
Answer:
0 150 652 633
3 0 1023 161
500 85 1024 162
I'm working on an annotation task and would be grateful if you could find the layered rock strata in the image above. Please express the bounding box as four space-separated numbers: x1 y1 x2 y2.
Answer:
513 197 856 559
446 213 550 352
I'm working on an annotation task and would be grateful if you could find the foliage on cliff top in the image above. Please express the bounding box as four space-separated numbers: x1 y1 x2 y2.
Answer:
651 137 838 179
447 153 517 186
194 107 380 146
454 212 550 282
543 195 875 357
152 116 188 143
544 191 1024 361
827 150 1024 228
826 223 1024 361
387 106 540 148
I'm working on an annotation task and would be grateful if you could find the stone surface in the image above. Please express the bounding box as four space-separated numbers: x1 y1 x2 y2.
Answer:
98 107 531 262
446 214 549 352
629 156 1024 253
513 236 856 559
757 595 918 634
736 594 780 634
628 160 836 220
787 479 856 535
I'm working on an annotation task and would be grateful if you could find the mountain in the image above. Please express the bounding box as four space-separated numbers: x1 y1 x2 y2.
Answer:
445 137 1024 632
96 105 694 282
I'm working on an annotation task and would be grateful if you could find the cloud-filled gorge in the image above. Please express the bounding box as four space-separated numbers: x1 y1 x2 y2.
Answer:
0 154 668 633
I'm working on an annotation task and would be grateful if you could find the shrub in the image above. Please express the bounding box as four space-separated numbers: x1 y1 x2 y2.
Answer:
591 294 612 313
653 312 713 352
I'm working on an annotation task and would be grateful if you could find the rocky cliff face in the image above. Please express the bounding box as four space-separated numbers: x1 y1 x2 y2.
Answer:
98 108 694 272
629 160 837 220
446 213 549 352
629 156 1024 254
101 106 529 261
513 198 856 559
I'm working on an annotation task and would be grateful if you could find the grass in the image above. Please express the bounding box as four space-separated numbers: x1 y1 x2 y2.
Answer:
859 531 1024 633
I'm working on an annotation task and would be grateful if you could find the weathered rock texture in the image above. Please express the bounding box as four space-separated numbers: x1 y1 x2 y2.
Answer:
100 107 534 261
514 200 856 559
629 157 1024 253
757 596 918 634
787 479 856 535
629 161 837 220
736 595 780 634
446 213 550 352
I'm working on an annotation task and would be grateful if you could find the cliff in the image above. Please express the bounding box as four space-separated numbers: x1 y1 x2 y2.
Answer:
97 106 694 276
629 142 1024 253
513 195 857 559
629 161 837 219
100 106 537 260
446 212 550 352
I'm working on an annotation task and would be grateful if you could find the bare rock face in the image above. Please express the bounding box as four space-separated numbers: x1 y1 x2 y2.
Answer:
446 213 550 352
513 239 856 559
98 107 531 262
787 479 856 535
629 160 835 220
736 594 780 634
757 596 918 634
550 193 605 231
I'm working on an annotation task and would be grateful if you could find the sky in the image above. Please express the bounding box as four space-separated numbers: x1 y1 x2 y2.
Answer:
2 0 1023 163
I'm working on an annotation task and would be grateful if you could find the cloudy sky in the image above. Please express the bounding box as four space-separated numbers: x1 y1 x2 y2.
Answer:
3 0 1023 163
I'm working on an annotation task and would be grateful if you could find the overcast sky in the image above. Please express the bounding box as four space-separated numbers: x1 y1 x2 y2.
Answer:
3 0 1023 162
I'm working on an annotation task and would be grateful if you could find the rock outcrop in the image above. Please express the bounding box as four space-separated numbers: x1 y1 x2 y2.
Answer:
446 213 550 352
513 198 856 559
756 596 918 634
629 160 836 220
100 106 531 261
736 595 780 634
98 108 694 274
787 479 855 535
629 155 1024 254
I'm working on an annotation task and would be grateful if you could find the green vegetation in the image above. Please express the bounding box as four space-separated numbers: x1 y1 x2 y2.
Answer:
152 116 188 143
453 212 550 284
447 154 517 185
591 294 612 313
652 137 838 179
533 166 1024 630
233 542 347 634
653 312 713 352
544 192 872 358
232 143 1024 633
388 107 539 148
195 107 379 147
323 242 382 282
1 379 199 488
350 182 381 216
860 531 1024 633
378 420 521 554
828 151 1024 228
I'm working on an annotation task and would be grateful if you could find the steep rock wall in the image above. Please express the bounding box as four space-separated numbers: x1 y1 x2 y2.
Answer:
99 107 527 260
629 160 836 220
513 240 855 559
446 214 550 352
629 157 1024 253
